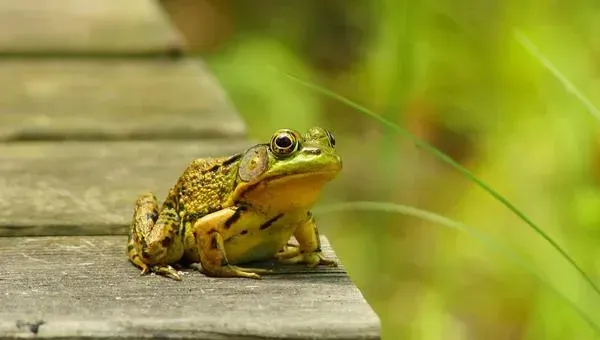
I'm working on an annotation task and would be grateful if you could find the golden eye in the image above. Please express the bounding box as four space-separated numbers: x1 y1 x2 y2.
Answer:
270 130 299 157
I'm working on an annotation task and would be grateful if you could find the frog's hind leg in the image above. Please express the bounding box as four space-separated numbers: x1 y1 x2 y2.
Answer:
191 208 272 279
127 194 157 273
127 192 183 281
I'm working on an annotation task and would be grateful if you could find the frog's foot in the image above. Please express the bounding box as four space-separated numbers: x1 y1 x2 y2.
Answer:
190 263 271 279
129 249 181 280
141 264 182 281
128 192 184 281
276 251 337 268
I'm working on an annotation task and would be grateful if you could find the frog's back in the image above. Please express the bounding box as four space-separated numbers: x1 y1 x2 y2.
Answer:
176 154 241 219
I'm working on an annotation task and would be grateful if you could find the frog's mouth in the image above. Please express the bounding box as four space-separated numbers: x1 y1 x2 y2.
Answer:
246 168 340 191
236 172 336 211
235 168 340 209
267 169 340 183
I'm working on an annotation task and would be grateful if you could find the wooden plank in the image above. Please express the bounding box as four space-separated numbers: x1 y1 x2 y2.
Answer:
0 59 246 141
0 235 381 340
0 140 253 236
0 0 184 54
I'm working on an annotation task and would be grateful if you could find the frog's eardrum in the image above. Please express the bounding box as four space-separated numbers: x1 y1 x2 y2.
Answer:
238 145 268 182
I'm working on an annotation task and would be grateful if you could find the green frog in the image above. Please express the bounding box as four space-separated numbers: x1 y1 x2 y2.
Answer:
127 127 342 280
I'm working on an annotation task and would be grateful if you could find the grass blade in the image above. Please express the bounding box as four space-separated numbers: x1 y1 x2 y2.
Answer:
275 69 600 301
315 201 600 335
513 29 600 122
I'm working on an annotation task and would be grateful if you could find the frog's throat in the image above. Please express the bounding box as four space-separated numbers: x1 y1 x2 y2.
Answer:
225 170 339 211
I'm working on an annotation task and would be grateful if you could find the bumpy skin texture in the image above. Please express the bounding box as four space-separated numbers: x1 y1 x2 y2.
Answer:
127 127 342 280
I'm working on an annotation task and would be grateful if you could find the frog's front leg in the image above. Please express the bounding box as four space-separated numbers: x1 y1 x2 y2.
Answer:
191 207 271 279
275 212 337 267
127 192 184 281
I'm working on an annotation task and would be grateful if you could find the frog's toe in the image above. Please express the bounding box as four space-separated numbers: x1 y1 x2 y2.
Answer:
230 265 272 278
192 262 267 279
314 255 338 267
234 271 262 280
156 265 182 281
275 244 301 260
231 265 273 275
215 266 263 279
277 254 304 265
278 252 337 268
142 264 182 281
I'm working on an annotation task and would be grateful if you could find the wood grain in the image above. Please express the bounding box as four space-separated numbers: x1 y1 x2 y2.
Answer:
0 0 184 54
0 59 245 141
0 140 253 236
0 235 380 339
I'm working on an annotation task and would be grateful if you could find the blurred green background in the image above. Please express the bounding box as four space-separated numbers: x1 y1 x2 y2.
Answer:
162 1 600 339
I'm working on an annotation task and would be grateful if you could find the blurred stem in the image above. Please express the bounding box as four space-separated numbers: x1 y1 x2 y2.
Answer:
380 0 414 120
513 29 600 123
378 0 416 197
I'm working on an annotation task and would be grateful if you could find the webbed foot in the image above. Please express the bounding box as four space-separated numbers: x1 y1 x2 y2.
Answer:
275 245 337 267
141 264 182 281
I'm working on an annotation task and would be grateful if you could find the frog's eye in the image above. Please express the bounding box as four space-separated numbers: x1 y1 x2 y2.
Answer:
270 130 299 157
325 129 336 148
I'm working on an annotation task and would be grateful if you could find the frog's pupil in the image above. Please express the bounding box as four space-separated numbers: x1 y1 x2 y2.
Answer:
276 135 292 149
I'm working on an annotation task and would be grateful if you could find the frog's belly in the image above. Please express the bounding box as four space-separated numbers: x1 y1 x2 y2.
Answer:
223 227 294 264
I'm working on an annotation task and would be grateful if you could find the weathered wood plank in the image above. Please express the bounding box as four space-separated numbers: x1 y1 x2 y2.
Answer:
0 0 184 54
0 235 380 339
0 140 252 236
0 59 245 141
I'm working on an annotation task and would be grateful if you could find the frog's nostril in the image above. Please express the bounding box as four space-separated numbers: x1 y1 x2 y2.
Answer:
303 147 321 155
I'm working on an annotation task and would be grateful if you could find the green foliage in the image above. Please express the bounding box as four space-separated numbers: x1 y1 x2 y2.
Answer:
281 68 600 306
315 201 600 335
205 1 600 338
206 36 320 137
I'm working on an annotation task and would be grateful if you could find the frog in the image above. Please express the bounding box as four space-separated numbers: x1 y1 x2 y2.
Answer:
126 126 342 280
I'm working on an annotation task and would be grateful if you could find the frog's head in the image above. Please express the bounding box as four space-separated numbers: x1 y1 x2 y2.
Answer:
231 127 342 211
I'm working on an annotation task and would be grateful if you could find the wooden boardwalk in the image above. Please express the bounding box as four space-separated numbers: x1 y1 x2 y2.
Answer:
0 1 380 339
